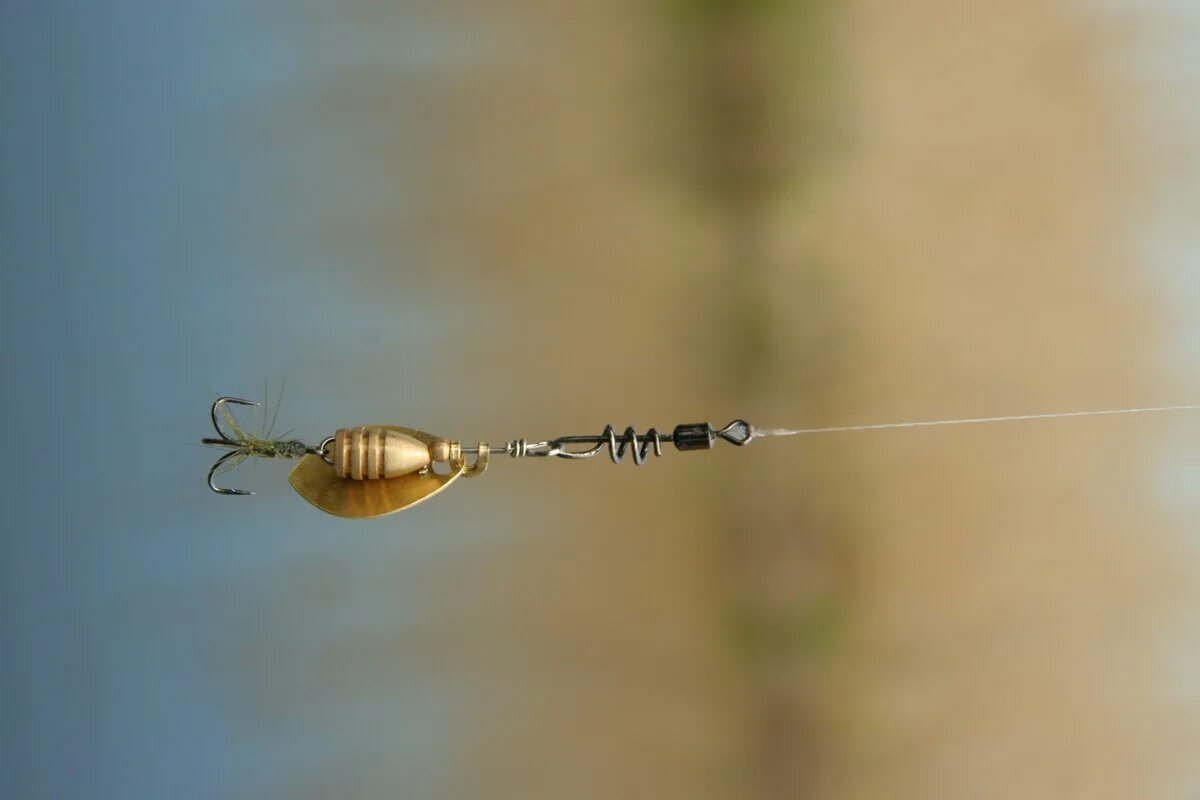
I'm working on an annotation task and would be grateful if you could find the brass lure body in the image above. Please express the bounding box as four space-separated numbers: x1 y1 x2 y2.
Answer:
288 426 475 519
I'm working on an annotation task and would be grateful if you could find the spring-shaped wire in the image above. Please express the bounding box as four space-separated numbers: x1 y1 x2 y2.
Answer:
597 425 664 465
502 425 667 464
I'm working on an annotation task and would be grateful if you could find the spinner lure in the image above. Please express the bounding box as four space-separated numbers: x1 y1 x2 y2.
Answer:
202 396 1200 519
203 396 759 518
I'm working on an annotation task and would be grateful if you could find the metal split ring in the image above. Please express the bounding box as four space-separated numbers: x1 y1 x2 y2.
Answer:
316 435 336 464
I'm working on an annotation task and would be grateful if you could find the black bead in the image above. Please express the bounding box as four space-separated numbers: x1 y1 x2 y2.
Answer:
672 423 716 451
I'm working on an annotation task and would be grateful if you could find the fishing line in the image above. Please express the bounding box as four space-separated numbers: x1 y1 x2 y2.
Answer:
751 404 1200 438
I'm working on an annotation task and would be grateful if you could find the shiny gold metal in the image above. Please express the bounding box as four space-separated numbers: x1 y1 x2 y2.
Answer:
333 426 432 480
289 426 464 518
428 439 452 464
462 443 489 477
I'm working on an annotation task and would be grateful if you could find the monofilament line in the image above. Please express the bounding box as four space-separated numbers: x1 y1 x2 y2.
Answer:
752 404 1200 438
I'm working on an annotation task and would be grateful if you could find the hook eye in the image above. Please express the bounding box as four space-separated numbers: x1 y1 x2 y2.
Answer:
315 435 336 464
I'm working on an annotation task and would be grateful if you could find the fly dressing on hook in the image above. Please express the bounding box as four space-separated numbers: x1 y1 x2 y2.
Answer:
202 397 323 495
201 396 1200 519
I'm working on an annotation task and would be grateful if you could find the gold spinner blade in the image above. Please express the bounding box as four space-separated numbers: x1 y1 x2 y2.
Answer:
288 426 466 519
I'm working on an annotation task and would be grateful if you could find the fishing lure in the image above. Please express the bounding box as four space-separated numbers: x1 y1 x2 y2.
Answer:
202 396 1200 519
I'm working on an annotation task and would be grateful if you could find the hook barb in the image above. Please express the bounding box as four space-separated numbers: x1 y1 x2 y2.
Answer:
208 449 255 496
209 396 260 443
204 396 261 496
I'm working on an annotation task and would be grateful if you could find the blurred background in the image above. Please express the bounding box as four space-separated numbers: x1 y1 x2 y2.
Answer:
4 0 1200 797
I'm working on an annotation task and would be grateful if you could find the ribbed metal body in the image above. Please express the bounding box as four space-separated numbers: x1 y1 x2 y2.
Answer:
333 426 432 480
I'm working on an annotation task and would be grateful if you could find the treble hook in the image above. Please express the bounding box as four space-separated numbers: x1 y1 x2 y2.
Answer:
202 396 261 496
203 396 320 495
